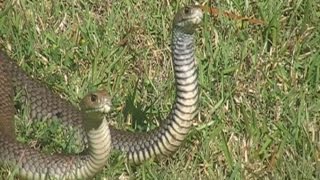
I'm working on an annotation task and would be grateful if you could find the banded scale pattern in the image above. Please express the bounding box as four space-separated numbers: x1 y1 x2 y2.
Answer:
109 6 202 163
0 119 111 179
0 5 203 165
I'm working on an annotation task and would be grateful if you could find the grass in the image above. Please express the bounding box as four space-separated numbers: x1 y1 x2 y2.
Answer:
0 0 320 179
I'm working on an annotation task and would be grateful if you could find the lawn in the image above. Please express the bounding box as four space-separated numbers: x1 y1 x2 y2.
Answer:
0 0 320 179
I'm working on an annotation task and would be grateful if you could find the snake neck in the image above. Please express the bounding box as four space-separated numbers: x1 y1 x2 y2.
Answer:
110 27 199 163
86 118 111 165
172 29 197 90
82 111 105 131
170 29 198 123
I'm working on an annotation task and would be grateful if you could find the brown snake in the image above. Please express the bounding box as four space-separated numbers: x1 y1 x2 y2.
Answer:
0 5 203 178
0 84 112 179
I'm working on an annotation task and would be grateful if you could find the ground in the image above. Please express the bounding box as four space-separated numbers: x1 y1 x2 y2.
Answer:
0 0 320 179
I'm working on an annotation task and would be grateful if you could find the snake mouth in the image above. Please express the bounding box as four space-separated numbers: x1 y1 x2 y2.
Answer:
90 105 111 114
85 102 111 114
191 9 203 25
100 104 111 114
100 99 112 113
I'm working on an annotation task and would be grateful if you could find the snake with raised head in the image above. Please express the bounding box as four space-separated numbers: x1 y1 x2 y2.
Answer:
0 5 203 175
0 86 112 179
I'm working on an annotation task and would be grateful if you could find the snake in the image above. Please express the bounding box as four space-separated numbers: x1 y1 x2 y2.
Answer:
0 84 112 179
0 5 203 178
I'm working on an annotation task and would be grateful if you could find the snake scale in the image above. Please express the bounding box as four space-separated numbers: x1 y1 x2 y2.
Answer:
0 87 112 179
0 5 203 179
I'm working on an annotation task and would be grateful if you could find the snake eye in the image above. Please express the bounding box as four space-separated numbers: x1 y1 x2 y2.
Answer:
184 7 191 14
90 94 98 102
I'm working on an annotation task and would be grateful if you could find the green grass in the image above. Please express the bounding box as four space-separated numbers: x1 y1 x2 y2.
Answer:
1 0 320 179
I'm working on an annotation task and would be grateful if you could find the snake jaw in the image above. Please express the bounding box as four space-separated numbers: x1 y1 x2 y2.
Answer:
173 5 203 34
86 104 111 114
95 95 112 114
188 6 203 25
99 99 112 114
192 10 203 24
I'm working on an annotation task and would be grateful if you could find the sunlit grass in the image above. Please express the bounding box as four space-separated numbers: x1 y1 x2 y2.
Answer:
0 0 319 179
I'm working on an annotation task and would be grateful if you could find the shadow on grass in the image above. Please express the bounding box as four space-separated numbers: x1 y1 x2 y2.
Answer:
123 78 162 132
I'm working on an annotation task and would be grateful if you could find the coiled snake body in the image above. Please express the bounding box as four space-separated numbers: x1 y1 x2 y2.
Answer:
0 5 203 178
0 84 112 179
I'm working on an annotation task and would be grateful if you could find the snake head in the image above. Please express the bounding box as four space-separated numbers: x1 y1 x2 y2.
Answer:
80 90 112 114
173 5 203 34
80 90 112 130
